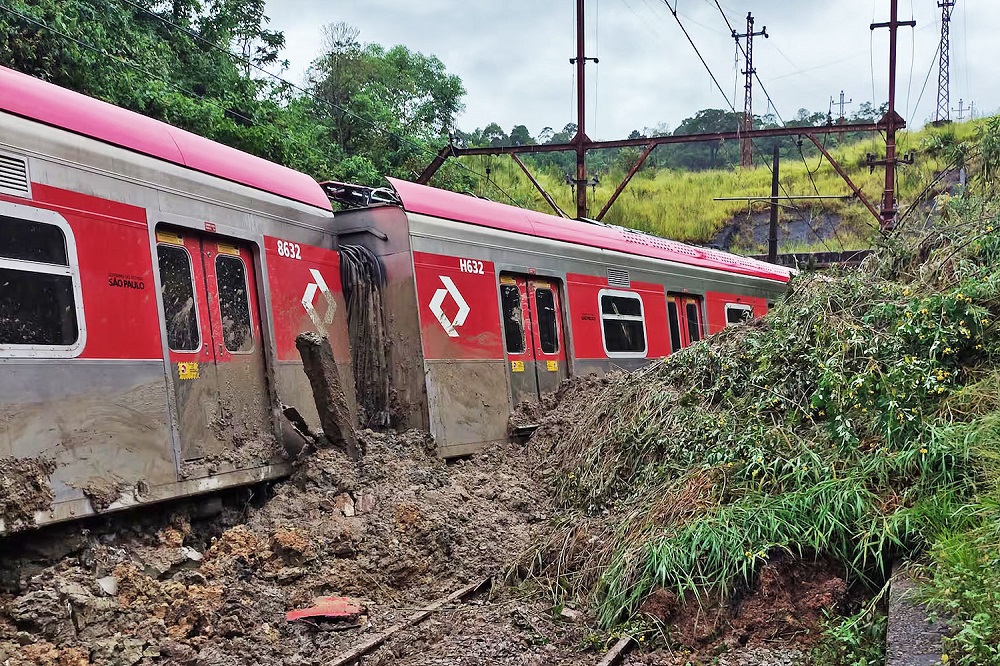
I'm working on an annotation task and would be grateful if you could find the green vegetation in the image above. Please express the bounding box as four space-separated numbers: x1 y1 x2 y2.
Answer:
532 120 1000 663
458 119 982 252
0 0 475 189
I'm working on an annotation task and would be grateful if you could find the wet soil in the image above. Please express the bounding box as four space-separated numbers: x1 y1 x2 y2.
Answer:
0 457 57 532
2 383 855 665
0 430 562 665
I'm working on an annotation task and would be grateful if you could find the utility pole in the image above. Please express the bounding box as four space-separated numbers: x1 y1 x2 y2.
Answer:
733 12 768 168
569 0 598 218
830 91 852 123
953 98 969 121
935 0 956 124
768 145 780 264
870 0 915 232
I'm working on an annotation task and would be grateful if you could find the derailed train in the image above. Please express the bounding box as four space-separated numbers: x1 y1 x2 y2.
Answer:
0 66 792 534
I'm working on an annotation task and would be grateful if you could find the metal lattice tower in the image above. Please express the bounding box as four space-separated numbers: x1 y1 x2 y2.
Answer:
733 12 767 167
935 1 956 124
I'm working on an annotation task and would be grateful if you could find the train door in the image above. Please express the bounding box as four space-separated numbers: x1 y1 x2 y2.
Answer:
155 228 271 465
499 273 568 404
667 294 705 353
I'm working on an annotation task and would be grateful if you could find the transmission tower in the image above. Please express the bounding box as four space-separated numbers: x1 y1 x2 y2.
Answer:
733 12 768 167
935 1 956 124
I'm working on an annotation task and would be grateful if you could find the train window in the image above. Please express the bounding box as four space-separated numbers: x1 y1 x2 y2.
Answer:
0 213 79 349
0 214 68 265
157 245 201 352
535 288 559 354
686 301 703 343
500 283 525 354
600 290 647 356
667 301 682 353
725 303 753 326
216 255 254 353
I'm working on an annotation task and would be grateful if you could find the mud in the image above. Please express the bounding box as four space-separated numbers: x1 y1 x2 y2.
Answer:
637 558 848 654
511 373 619 449
81 479 124 512
0 457 57 531
0 429 558 665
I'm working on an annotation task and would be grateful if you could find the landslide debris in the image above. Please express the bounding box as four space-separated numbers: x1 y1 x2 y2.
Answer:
0 429 557 665
523 125 1000 662
0 457 57 532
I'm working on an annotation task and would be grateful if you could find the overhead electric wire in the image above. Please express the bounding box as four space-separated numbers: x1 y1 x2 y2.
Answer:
699 0 844 250
101 0 525 206
654 0 837 252
709 0 785 126
660 1 734 108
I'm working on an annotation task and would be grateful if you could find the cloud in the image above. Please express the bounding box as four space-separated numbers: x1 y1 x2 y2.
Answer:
265 0 995 139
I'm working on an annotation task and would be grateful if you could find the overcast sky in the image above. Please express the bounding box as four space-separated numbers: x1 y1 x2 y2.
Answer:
264 0 991 140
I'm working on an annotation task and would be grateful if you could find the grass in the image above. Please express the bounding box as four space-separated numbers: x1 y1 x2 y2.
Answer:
525 118 1000 663
453 119 984 252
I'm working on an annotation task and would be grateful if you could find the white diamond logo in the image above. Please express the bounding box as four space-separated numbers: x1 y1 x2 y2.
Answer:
429 276 470 338
301 268 336 336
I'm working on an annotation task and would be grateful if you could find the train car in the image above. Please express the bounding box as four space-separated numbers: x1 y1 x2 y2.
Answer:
0 66 354 534
0 66 791 534
332 179 793 456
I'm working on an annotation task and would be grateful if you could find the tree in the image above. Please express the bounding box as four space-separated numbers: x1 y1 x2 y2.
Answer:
509 124 534 146
308 25 466 179
481 122 508 147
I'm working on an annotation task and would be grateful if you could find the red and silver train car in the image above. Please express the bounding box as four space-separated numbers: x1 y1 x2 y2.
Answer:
332 180 792 456
0 66 354 533
0 66 791 532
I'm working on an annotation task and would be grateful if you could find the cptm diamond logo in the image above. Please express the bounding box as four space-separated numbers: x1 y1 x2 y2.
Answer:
429 276 470 338
301 268 336 336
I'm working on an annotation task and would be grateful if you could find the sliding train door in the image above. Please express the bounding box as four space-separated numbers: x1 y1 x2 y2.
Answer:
499 273 568 405
155 227 271 467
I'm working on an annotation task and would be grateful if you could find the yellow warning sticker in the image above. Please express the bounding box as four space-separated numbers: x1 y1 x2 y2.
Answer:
156 230 183 245
511 360 525 373
546 360 558 372
178 362 200 380
217 243 241 256
499 275 517 285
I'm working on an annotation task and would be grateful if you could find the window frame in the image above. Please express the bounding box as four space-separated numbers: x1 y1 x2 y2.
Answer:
598 288 648 359
725 303 754 327
499 281 526 355
214 252 255 355
533 286 560 355
0 202 86 358
156 242 203 354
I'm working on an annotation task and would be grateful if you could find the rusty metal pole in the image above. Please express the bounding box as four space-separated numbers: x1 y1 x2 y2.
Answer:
882 0 899 231
573 0 588 218
872 0 915 232
742 13 754 168
768 145 780 263
733 13 767 168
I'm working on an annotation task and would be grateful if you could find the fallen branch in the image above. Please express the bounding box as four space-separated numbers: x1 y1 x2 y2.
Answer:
329 577 492 666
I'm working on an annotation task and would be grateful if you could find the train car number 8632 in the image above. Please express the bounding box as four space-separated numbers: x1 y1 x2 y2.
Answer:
276 240 301 259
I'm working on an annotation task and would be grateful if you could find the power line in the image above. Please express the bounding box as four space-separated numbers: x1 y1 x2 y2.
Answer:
660 2 734 111
710 1 785 126
656 2 836 251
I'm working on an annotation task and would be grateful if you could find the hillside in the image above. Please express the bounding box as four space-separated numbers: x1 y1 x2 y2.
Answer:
456 120 982 254
519 117 1000 664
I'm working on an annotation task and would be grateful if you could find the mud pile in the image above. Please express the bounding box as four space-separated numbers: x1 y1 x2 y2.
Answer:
0 430 557 665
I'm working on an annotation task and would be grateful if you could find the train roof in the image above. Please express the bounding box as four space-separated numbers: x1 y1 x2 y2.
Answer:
0 66 331 211
388 178 794 283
